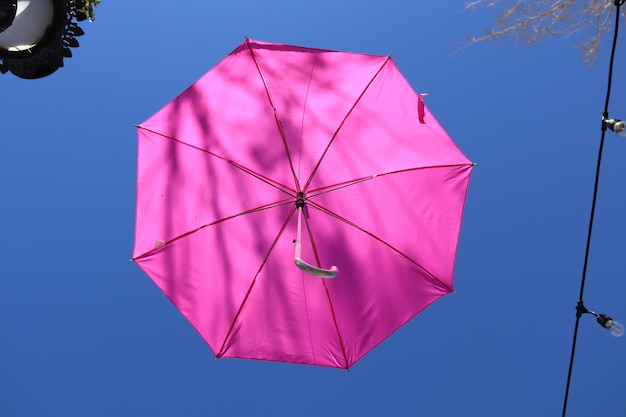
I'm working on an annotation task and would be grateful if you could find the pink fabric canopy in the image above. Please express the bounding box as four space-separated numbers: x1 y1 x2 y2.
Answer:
133 39 473 369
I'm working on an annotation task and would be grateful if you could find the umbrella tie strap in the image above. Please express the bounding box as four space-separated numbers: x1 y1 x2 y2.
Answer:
294 207 338 278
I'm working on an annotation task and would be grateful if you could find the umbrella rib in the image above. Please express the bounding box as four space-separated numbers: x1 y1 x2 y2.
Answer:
302 55 392 192
217 205 297 357
306 163 473 199
137 126 296 197
245 38 302 192
302 214 350 368
322 278 350 369
131 199 294 261
308 202 453 292
297 54 318 183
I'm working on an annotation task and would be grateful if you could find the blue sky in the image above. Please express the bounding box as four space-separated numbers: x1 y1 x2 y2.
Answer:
2 1 626 416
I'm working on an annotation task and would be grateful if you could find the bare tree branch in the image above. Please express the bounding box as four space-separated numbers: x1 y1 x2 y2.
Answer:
463 0 617 64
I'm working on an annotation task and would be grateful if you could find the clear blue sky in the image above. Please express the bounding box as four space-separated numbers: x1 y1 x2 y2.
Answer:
2 1 626 416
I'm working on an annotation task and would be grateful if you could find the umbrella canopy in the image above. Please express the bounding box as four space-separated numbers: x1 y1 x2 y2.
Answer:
132 38 473 369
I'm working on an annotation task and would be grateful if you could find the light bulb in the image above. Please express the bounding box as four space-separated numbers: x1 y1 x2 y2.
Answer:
605 118 626 137
597 314 625 337
607 320 625 337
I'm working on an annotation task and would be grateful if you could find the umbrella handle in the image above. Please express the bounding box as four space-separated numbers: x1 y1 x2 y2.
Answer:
294 207 338 278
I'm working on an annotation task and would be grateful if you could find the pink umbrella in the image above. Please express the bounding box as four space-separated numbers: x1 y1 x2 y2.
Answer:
132 38 473 369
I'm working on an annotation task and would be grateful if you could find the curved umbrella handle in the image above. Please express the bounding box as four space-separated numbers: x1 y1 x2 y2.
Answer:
294 207 338 278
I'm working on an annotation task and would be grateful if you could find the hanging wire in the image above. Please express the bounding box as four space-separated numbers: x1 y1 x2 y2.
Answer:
561 2 624 416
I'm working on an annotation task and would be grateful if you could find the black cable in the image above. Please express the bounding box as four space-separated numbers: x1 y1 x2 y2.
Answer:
561 2 623 416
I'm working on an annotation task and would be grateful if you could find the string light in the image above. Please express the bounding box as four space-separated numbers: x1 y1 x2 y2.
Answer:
561 1 625 416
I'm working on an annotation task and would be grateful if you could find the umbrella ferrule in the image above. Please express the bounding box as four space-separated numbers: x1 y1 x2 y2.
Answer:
295 192 306 208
